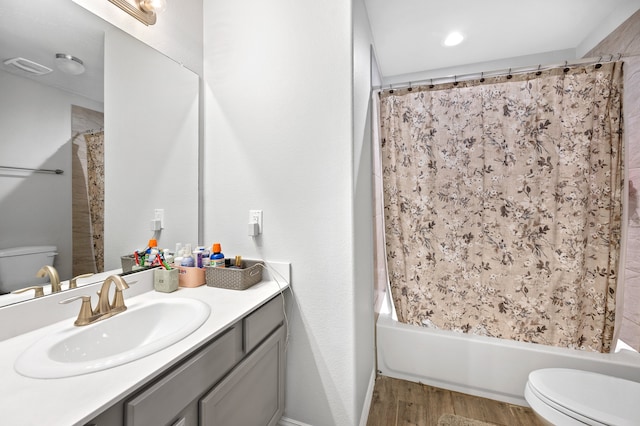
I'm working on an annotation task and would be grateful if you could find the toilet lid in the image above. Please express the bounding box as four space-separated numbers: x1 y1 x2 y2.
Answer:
528 368 640 426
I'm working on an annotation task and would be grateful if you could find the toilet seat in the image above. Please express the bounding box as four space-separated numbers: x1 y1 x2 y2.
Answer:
525 368 640 426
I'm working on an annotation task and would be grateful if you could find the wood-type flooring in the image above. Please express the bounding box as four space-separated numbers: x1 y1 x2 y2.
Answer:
366 375 545 426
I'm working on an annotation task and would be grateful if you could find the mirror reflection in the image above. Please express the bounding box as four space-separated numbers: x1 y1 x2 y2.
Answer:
0 0 201 307
0 0 106 304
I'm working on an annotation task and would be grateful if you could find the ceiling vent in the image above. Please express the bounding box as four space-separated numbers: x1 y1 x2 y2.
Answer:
3 57 52 75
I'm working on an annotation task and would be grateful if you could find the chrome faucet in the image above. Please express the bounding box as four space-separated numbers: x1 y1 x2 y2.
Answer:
36 265 61 293
60 275 130 326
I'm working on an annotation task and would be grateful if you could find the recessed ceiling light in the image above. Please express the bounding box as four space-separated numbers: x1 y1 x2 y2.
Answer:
443 31 465 47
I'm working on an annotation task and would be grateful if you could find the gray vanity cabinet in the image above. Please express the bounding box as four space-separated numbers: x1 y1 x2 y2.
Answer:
125 323 244 426
200 324 286 426
85 295 285 426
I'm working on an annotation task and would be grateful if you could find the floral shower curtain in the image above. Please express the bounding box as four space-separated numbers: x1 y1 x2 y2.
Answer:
378 62 624 352
83 131 105 273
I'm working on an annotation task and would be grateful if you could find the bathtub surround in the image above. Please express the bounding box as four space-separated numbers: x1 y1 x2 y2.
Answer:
585 8 640 351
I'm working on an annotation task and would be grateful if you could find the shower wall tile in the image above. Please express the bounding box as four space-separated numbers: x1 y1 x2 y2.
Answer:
623 269 640 325
620 269 640 351
587 9 640 56
625 168 640 274
625 57 640 166
587 9 640 348
619 320 640 352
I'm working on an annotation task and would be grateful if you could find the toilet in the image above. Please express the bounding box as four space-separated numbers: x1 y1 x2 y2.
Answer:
0 246 58 294
525 368 640 425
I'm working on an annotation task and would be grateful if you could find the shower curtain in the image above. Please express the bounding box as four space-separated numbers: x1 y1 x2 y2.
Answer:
378 62 624 352
83 131 105 273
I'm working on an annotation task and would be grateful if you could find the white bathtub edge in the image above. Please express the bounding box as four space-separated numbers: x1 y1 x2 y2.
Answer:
376 313 640 406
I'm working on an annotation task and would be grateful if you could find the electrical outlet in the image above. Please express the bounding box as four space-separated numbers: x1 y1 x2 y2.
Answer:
154 209 164 229
249 210 263 234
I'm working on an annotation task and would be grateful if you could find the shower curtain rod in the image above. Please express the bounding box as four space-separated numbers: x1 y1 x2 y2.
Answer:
0 165 63 175
376 52 639 92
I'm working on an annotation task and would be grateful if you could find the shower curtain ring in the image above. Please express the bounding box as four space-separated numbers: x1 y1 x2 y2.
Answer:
595 57 603 69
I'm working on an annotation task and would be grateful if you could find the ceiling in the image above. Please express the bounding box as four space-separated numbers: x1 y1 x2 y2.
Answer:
0 0 105 102
364 0 640 78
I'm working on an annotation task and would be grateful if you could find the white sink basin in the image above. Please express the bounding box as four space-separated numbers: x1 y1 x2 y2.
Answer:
15 298 210 379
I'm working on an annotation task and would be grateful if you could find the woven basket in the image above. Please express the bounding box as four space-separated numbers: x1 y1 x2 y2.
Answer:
121 255 136 272
120 254 155 273
205 260 264 290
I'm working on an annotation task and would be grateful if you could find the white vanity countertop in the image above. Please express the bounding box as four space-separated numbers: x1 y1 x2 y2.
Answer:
0 265 290 426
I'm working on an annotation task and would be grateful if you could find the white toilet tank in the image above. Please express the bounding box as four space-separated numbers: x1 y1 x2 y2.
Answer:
0 246 58 294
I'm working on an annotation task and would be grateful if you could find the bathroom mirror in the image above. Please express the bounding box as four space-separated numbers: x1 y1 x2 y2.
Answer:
0 0 199 306
0 0 106 301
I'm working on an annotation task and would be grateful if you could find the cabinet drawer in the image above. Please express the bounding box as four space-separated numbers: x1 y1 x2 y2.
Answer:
244 295 284 353
125 324 242 426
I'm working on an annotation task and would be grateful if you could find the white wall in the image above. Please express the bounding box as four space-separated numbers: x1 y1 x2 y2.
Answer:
0 70 103 282
203 0 375 424
353 0 377 422
72 0 203 75
104 29 199 270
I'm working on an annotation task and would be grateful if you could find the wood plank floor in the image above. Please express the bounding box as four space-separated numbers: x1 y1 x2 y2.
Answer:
366 375 544 426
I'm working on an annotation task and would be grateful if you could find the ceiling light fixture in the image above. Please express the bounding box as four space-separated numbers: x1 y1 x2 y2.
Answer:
107 0 167 26
55 54 85 75
443 31 465 47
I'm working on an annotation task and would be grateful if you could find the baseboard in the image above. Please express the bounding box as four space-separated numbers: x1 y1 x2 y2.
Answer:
359 369 376 426
278 416 313 426
278 369 376 426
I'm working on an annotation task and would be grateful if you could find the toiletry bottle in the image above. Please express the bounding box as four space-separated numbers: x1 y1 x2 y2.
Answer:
210 243 225 268
146 239 158 254
147 248 159 266
173 243 183 266
181 247 195 267
163 248 174 265
193 250 203 268
202 246 211 267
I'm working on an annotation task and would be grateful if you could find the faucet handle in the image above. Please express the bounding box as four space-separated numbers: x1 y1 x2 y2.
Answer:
60 295 94 326
69 273 94 289
12 286 44 298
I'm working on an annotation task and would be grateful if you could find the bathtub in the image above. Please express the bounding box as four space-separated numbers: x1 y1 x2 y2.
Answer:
376 311 640 406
